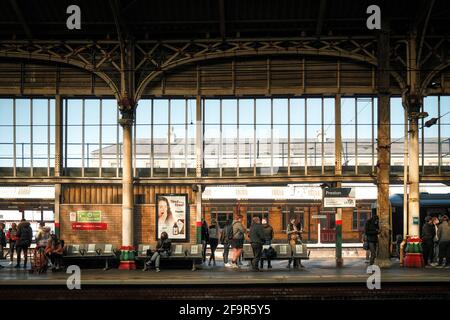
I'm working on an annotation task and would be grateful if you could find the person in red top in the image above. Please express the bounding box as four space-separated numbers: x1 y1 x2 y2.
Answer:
6 223 18 265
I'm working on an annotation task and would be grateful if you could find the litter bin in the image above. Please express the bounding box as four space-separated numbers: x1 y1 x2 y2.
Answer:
403 236 424 268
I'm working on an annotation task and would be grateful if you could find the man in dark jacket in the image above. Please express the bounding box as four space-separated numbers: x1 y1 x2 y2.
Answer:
249 217 266 271
16 219 33 268
422 216 436 266
260 218 274 269
364 213 380 265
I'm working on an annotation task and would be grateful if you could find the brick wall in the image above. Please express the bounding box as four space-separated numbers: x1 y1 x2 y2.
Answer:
60 204 122 247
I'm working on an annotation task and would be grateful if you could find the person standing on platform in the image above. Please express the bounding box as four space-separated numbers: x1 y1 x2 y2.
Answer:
201 219 209 263
208 219 219 266
220 219 232 264
0 223 6 267
432 217 440 265
225 214 245 269
260 218 274 269
286 217 303 268
364 213 380 265
422 216 436 267
15 218 32 269
437 215 450 268
6 223 18 265
249 217 265 271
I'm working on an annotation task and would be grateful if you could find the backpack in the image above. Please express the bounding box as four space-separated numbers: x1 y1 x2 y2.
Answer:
232 222 244 240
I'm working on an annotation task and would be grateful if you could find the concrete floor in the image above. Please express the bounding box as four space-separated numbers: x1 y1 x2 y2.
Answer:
1 258 449 286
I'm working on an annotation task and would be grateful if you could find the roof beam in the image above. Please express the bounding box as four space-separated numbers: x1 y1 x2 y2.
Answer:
417 0 435 65
315 0 327 37
218 0 226 39
109 0 129 39
8 0 32 39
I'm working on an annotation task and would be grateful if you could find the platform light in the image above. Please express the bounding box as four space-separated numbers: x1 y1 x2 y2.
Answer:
424 117 439 128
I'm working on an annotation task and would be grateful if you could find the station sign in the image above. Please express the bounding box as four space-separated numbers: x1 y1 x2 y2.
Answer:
323 188 356 208
72 222 107 230
76 210 102 222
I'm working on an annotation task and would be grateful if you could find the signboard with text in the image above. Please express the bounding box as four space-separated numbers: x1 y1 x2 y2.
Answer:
323 188 356 208
76 210 102 222
72 223 107 230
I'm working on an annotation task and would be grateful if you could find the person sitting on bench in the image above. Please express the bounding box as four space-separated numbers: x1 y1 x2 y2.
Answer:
143 231 171 272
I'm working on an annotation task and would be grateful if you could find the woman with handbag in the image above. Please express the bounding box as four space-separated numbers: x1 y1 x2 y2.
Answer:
286 217 303 268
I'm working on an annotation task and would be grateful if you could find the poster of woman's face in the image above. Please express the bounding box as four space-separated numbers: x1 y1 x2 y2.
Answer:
156 194 188 241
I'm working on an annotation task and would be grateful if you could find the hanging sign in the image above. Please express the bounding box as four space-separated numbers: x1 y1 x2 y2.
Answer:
323 188 356 208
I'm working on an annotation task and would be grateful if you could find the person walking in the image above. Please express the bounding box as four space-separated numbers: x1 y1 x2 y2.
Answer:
437 215 450 268
225 214 246 269
6 223 18 265
422 216 436 267
249 217 265 272
143 231 172 272
208 219 219 266
220 219 232 264
260 218 274 269
201 219 209 263
364 213 380 265
15 219 33 269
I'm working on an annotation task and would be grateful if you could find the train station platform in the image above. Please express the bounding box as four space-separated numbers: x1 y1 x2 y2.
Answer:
1 258 448 286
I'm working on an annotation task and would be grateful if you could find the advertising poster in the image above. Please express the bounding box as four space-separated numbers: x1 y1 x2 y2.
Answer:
156 194 188 241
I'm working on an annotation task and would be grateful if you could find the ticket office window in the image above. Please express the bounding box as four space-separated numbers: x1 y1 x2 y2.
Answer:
209 207 234 228
352 209 370 231
246 208 269 229
282 208 304 231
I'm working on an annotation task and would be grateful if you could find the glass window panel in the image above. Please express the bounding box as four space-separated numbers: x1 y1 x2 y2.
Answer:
273 125 288 173
290 98 305 125
154 100 168 125
170 124 185 170
239 99 254 125
0 99 14 168
290 124 304 167
390 97 405 168
255 99 271 125
204 125 220 169
341 97 356 167
255 125 271 174
273 99 288 125
171 99 186 125
307 98 322 169
204 99 220 124
441 96 450 170
222 99 237 125
323 98 335 168
424 96 439 169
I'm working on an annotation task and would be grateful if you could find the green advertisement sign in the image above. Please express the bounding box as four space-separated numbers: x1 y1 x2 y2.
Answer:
77 210 102 222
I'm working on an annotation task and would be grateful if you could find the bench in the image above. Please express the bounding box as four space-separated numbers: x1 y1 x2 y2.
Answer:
242 243 310 266
63 244 118 270
135 243 203 271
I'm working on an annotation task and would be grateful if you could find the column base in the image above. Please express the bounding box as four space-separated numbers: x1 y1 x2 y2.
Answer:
375 258 392 268
119 261 136 270
336 258 344 268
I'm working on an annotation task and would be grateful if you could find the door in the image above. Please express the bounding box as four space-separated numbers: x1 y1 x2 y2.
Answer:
320 211 336 243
